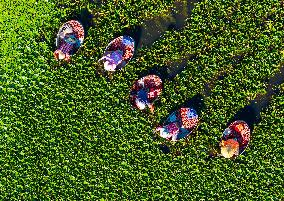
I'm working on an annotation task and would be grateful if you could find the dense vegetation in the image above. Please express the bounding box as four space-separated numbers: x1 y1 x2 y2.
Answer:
0 0 283 199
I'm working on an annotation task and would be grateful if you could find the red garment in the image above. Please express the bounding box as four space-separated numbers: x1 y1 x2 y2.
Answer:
130 75 163 109
67 20 84 40
179 108 199 130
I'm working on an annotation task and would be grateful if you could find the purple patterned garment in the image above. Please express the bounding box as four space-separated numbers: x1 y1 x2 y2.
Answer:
99 36 135 71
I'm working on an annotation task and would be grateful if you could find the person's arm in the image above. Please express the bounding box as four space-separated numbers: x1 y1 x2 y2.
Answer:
171 134 178 141
137 77 145 88
175 128 190 141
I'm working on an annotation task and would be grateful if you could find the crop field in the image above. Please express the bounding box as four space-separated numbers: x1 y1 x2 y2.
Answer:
0 0 284 199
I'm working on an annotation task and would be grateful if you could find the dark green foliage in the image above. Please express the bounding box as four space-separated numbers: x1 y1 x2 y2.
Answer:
0 0 283 199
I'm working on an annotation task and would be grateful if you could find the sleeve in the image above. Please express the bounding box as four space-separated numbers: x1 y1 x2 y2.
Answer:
145 76 162 102
122 45 134 61
107 37 123 52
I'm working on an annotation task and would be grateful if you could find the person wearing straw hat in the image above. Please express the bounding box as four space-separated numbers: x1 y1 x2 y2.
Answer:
54 20 84 62
156 107 198 141
130 75 162 113
220 120 251 158
98 36 135 71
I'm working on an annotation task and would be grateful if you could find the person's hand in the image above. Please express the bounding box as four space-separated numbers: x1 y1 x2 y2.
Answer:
137 79 145 87
104 61 117 71
64 54 71 62
148 103 154 113
54 50 67 61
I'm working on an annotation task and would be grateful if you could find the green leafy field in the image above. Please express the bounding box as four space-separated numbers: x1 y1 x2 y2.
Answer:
0 0 283 199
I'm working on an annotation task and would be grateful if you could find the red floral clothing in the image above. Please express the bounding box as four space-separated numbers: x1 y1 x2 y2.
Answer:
67 20 84 40
130 75 162 110
178 108 199 130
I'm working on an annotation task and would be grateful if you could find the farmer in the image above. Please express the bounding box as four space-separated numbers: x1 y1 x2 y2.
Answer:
220 120 251 158
130 75 163 112
98 36 135 71
156 108 198 141
54 20 84 62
